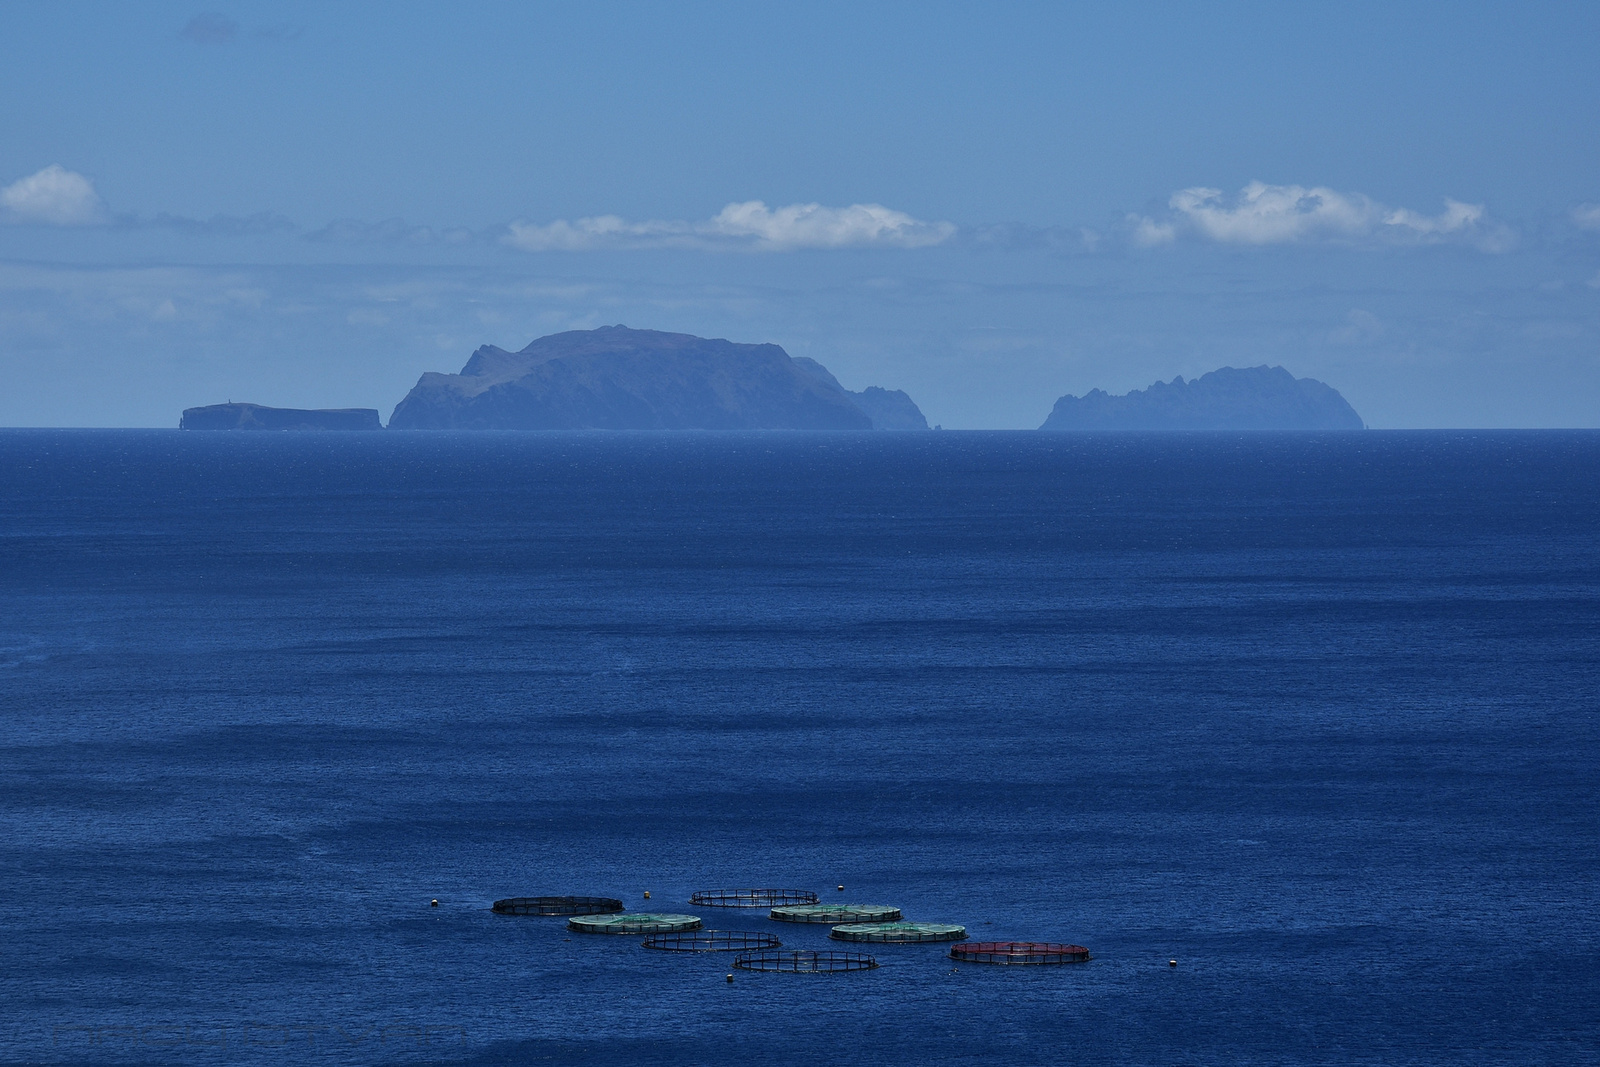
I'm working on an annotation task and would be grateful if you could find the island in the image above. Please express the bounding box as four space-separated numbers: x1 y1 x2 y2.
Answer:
387 325 929 431
180 403 383 431
1039 366 1364 431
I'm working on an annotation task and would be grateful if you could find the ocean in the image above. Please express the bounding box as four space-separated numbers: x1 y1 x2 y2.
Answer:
1 429 1596 1066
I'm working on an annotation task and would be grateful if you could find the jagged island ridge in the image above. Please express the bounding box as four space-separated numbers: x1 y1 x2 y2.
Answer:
387 325 928 431
1040 366 1364 431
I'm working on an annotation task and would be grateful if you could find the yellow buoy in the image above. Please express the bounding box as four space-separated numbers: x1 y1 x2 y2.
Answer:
643 891 651 900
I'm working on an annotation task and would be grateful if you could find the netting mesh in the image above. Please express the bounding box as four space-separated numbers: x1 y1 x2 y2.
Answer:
641 930 782 952
690 889 819 908
769 904 902 924
830 922 967 943
491 896 623 916
949 941 1091 964
733 950 878 973
567 913 702 935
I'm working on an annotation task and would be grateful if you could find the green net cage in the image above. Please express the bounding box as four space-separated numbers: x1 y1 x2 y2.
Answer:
491 896 623 916
567 913 702 935
830 922 968 943
769 904 902 924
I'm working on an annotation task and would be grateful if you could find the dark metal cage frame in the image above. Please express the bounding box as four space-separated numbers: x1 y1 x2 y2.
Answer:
491 896 624 916
642 930 783 952
690 889 820 908
949 941 1091 964
769 904 902 924
733 950 879 973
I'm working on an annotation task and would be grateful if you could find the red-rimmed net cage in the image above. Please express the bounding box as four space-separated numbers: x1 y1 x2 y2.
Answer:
690 889 820 908
492 896 624 916
949 942 1091 965
642 930 782 952
733 950 878 973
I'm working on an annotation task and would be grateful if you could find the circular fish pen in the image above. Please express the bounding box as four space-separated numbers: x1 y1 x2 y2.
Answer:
641 930 782 952
567 913 702 935
690 889 819 908
831 922 967 943
769 904 902 924
491 896 624 916
949 942 1092 965
733 950 878 974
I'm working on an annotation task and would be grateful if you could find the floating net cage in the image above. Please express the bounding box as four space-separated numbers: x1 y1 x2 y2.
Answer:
949 942 1092 965
492 896 624 917
690 889 819 908
733 950 879 974
831 922 968 944
568 913 702 935
770 904 902 924
641 930 783 952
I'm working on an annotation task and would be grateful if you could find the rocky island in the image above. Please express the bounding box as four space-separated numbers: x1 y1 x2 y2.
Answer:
387 326 928 431
180 403 382 431
1040 366 1364 431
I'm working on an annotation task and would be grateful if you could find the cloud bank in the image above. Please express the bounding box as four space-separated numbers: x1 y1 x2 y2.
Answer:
504 200 956 252
1 165 107 226
1132 181 1514 251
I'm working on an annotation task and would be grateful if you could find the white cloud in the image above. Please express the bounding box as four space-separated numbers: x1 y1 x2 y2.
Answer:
1 165 107 226
1152 181 1510 251
503 200 955 252
1128 215 1176 247
705 200 954 249
1169 182 1378 244
1573 204 1600 231
1385 199 1481 235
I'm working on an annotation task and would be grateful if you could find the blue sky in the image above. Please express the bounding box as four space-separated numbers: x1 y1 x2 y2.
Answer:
2 1 1598 427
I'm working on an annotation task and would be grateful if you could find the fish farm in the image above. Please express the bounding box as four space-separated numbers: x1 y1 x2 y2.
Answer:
689 889 819 907
949 942 1092 964
830 921 968 943
568 913 703 935
484 887 1091 973
641 931 783 952
769 904 902 924
491 896 624 916
733 950 879 973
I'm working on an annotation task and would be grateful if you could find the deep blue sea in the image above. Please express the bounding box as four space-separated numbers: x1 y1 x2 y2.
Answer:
2 429 1597 1066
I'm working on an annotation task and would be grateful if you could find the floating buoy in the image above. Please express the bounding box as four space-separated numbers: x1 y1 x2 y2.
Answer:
644 891 651 900
430 899 439 907
837 885 845 891
1169 959 1178 967
726 974 734 983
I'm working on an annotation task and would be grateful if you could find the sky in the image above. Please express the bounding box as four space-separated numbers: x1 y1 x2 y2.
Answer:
2 1 1598 428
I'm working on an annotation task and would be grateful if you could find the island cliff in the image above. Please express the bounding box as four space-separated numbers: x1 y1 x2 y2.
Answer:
388 326 928 431
180 403 382 431
1040 366 1364 431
